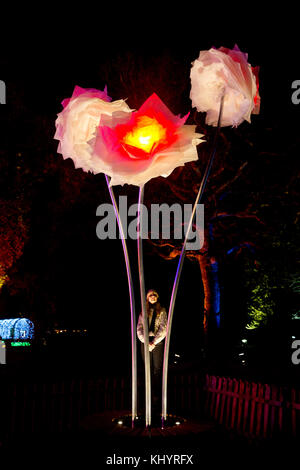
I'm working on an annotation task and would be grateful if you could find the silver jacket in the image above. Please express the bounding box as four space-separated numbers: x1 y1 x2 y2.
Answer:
137 308 167 345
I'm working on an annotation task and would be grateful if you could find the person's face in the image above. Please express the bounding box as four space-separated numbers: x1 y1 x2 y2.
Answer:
148 293 158 304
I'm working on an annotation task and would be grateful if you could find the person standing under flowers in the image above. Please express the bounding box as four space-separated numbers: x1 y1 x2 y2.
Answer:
137 289 167 414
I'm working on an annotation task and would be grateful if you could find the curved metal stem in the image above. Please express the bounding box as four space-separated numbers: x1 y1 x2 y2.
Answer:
161 94 225 424
104 175 137 426
137 185 151 427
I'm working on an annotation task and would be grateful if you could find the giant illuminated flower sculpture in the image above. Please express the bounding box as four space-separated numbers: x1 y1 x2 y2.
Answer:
54 87 204 428
92 93 204 186
162 45 261 424
190 44 260 127
55 89 203 186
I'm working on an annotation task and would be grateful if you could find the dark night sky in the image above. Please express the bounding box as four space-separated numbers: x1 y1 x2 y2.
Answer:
0 25 299 376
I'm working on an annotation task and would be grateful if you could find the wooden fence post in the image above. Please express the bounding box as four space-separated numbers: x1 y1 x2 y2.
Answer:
230 379 239 430
249 382 257 436
243 381 251 435
225 378 233 428
237 379 244 433
214 377 222 421
255 383 264 437
210 375 217 417
278 386 283 432
219 377 227 426
204 374 210 411
270 384 277 436
263 384 270 438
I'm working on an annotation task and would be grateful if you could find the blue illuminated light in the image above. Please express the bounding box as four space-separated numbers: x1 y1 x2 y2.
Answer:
0 319 34 340
210 260 221 328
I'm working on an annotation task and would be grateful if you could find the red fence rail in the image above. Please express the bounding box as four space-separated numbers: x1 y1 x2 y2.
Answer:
204 374 300 438
0 373 299 439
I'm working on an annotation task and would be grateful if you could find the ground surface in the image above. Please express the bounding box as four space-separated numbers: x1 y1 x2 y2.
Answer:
1 411 297 466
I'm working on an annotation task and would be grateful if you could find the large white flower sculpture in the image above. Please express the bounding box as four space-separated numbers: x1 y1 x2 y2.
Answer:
55 88 204 187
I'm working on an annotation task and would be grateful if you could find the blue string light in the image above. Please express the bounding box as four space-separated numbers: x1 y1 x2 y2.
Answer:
0 318 34 340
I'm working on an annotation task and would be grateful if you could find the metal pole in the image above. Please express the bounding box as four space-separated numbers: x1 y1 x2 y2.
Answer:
137 185 151 427
162 94 225 424
104 175 137 425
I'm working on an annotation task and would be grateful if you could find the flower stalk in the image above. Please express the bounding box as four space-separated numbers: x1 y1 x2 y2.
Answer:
104 175 137 426
137 185 152 427
161 93 225 424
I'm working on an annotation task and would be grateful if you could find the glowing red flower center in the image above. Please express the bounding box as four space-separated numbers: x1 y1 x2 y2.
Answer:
122 116 167 154
114 95 183 160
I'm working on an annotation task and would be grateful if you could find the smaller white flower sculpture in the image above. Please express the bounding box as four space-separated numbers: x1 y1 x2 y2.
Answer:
190 44 260 127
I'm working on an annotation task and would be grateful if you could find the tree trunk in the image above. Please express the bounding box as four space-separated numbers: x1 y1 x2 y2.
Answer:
197 231 213 335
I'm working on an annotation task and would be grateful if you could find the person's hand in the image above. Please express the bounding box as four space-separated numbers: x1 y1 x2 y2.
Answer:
149 343 156 352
